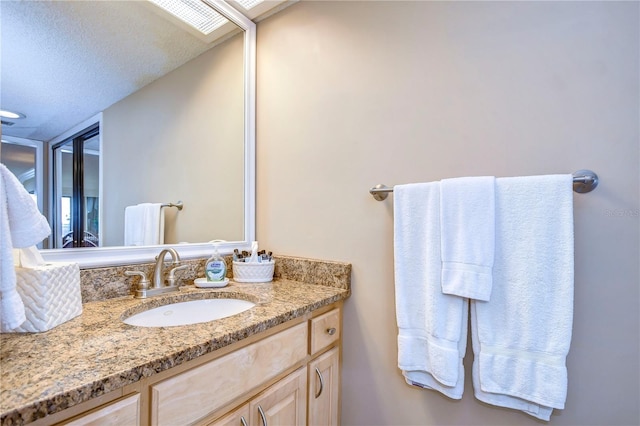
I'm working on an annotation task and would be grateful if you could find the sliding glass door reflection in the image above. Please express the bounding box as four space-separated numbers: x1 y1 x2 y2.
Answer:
52 124 100 248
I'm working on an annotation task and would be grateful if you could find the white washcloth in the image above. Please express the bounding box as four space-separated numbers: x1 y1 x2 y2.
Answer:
394 182 468 399
124 203 164 246
0 163 51 331
440 176 496 301
472 174 574 421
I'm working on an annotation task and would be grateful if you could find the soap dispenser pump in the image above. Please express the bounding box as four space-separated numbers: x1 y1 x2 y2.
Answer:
205 245 227 282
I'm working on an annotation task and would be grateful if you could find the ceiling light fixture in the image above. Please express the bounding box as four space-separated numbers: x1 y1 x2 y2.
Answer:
0 110 26 119
148 0 228 35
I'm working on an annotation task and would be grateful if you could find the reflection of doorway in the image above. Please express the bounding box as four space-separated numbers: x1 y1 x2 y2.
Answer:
52 124 100 248
0 137 47 248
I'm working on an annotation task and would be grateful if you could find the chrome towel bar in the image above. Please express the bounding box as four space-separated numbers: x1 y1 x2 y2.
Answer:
369 169 598 201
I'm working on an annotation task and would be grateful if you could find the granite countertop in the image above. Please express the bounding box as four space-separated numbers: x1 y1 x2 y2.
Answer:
0 278 349 425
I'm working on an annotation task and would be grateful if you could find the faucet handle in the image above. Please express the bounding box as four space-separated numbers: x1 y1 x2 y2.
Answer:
167 264 189 287
125 270 150 290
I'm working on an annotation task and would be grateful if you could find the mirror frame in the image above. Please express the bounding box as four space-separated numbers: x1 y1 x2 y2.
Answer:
40 0 256 268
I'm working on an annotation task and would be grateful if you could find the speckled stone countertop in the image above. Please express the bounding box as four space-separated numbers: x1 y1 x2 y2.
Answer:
0 274 350 425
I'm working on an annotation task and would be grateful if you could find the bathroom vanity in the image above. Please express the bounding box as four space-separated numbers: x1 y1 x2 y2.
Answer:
0 257 350 426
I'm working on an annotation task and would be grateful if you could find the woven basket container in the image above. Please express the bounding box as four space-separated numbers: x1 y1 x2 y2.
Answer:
9 262 82 333
232 260 275 283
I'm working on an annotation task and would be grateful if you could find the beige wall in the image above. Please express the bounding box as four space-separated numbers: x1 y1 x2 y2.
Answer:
102 33 245 246
256 1 639 425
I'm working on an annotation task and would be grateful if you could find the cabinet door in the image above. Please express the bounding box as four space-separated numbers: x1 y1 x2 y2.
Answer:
308 347 340 426
208 404 250 426
250 368 306 426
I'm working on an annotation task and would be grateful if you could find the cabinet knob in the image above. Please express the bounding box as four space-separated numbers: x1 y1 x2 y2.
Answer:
326 327 336 336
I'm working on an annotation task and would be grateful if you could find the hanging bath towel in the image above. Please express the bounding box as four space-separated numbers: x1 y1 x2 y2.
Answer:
394 181 468 399
472 174 574 421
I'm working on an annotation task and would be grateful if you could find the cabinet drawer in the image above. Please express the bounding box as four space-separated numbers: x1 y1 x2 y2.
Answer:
310 309 340 355
151 322 308 426
62 393 140 426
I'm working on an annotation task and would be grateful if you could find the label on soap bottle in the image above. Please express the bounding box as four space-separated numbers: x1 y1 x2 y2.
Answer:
205 260 226 282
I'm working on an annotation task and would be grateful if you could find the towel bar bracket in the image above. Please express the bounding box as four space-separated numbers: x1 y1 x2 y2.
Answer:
162 201 184 211
369 169 599 201
371 184 391 201
572 170 598 194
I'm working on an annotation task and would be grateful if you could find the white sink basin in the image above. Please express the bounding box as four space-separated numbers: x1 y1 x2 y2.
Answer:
123 298 255 327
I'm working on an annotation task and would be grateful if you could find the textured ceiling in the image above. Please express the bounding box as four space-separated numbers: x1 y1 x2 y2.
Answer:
1 0 224 141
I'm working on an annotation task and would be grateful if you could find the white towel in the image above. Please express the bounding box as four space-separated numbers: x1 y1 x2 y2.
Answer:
394 182 468 399
472 174 574 421
0 163 51 331
440 176 496 301
124 203 164 246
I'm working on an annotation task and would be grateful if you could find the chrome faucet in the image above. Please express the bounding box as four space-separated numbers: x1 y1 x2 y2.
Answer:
125 248 188 299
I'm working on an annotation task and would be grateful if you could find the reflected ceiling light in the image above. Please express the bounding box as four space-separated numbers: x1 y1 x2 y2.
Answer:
148 0 228 35
0 110 26 119
234 0 264 10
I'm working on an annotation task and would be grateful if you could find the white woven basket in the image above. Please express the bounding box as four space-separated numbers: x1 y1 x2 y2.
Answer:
232 260 275 283
9 262 82 333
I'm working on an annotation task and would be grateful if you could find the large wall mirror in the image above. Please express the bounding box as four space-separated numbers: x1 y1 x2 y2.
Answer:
1 0 256 267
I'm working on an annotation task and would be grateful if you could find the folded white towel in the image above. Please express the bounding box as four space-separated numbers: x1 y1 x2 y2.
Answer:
0 163 51 331
124 203 164 246
472 174 574 421
394 182 468 399
440 176 496 301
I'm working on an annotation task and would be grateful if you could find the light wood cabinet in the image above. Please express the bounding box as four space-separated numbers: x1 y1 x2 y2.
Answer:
152 322 308 426
308 347 340 426
249 367 307 426
207 306 342 426
310 309 340 355
207 403 250 426
208 367 306 426
44 303 342 426
62 393 141 426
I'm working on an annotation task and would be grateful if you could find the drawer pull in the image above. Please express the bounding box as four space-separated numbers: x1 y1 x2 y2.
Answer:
315 367 325 398
258 405 267 426
326 327 336 336
240 416 248 426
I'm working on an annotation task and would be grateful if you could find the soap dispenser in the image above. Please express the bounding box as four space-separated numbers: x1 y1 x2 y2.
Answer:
205 245 227 282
